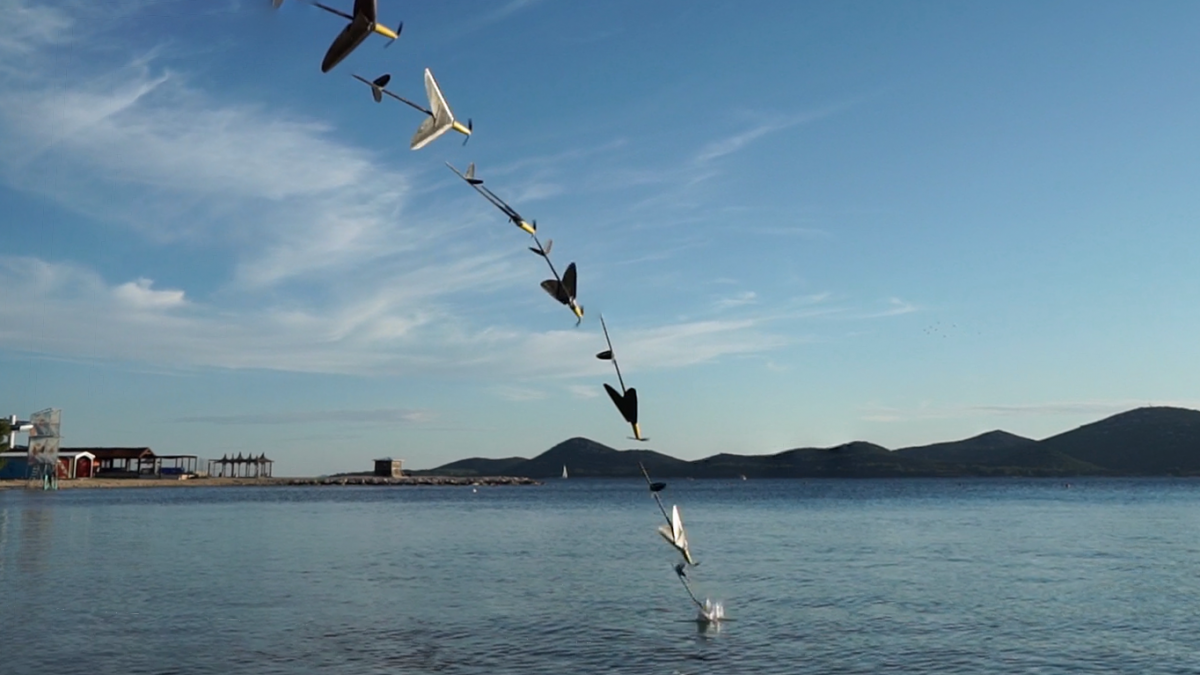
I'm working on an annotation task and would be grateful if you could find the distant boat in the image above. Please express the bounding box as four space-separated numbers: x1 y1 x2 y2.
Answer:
562 464 568 479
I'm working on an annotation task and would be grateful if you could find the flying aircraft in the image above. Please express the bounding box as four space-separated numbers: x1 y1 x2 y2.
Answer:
354 70 472 149
596 315 647 441
291 0 402 73
445 162 535 235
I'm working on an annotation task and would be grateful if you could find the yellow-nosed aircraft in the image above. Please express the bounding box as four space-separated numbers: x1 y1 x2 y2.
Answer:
639 463 697 566
274 0 402 73
596 314 647 441
355 70 472 149
540 259 584 326
446 162 535 235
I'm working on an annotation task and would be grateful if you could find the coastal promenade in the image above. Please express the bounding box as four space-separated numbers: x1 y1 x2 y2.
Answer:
0 475 540 490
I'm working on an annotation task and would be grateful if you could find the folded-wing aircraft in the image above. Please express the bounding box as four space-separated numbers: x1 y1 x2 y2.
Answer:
596 315 647 441
540 260 584 326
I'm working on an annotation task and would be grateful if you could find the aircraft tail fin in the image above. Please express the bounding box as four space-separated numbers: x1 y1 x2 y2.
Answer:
370 73 389 102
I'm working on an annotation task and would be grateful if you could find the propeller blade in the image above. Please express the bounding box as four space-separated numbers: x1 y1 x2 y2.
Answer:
461 119 472 146
383 21 403 47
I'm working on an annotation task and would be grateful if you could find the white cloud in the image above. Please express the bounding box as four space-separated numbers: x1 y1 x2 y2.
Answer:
114 278 187 310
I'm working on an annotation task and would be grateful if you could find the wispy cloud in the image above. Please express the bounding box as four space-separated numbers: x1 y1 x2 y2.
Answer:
0 0 73 56
861 399 1200 425
177 408 433 425
566 384 601 399
859 297 918 319
966 401 1195 416
713 291 758 311
693 105 846 165
491 385 547 402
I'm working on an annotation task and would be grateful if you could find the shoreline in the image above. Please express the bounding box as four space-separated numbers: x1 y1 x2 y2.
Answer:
0 476 541 490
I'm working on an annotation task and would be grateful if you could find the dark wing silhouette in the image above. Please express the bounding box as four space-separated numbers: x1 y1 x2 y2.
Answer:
541 280 569 304
604 383 638 425
562 262 577 299
354 0 376 23
321 16 372 72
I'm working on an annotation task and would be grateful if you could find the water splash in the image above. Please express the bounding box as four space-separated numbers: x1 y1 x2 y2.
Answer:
697 598 724 623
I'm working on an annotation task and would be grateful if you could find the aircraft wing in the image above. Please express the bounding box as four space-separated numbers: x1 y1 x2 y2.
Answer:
562 262 578 299
410 116 452 150
424 68 455 128
603 383 638 425
354 0 377 23
541 279 570 305
321 16 372 72
657 504 695 565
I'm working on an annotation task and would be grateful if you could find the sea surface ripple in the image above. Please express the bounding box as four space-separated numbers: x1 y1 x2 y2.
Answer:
3 478 1200 674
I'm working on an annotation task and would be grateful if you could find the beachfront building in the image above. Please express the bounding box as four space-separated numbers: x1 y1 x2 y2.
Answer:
155 455 199 477
80 448 157 477
374 458 404 478
207 453 274 478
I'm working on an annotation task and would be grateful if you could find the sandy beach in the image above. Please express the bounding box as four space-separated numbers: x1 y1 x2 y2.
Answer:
0 475 540 490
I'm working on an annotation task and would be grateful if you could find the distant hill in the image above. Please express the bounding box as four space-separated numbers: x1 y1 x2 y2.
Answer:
418 438 692 478
1038 407 1200 474
420 406 1200 478
896 430 1036 464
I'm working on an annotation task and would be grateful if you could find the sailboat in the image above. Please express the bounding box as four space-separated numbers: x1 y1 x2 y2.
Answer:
561 464 568 479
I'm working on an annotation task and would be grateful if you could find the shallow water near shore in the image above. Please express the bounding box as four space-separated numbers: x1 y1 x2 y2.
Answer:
4 478 1200 674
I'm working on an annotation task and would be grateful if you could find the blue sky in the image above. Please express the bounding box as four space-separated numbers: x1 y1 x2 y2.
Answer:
1 0 1198 474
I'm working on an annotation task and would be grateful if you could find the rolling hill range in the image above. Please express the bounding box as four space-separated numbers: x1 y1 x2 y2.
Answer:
416 406 1200 479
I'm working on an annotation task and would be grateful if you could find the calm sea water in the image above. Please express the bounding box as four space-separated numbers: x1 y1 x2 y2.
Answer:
3 479 1200 674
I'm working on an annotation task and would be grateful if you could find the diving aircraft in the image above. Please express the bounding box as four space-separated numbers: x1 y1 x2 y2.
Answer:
354 70 472 149
446 162 536 235
639 462 696 565
540 260 584 326
295 0 403 73
659 503 697 566
596 315 647 441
